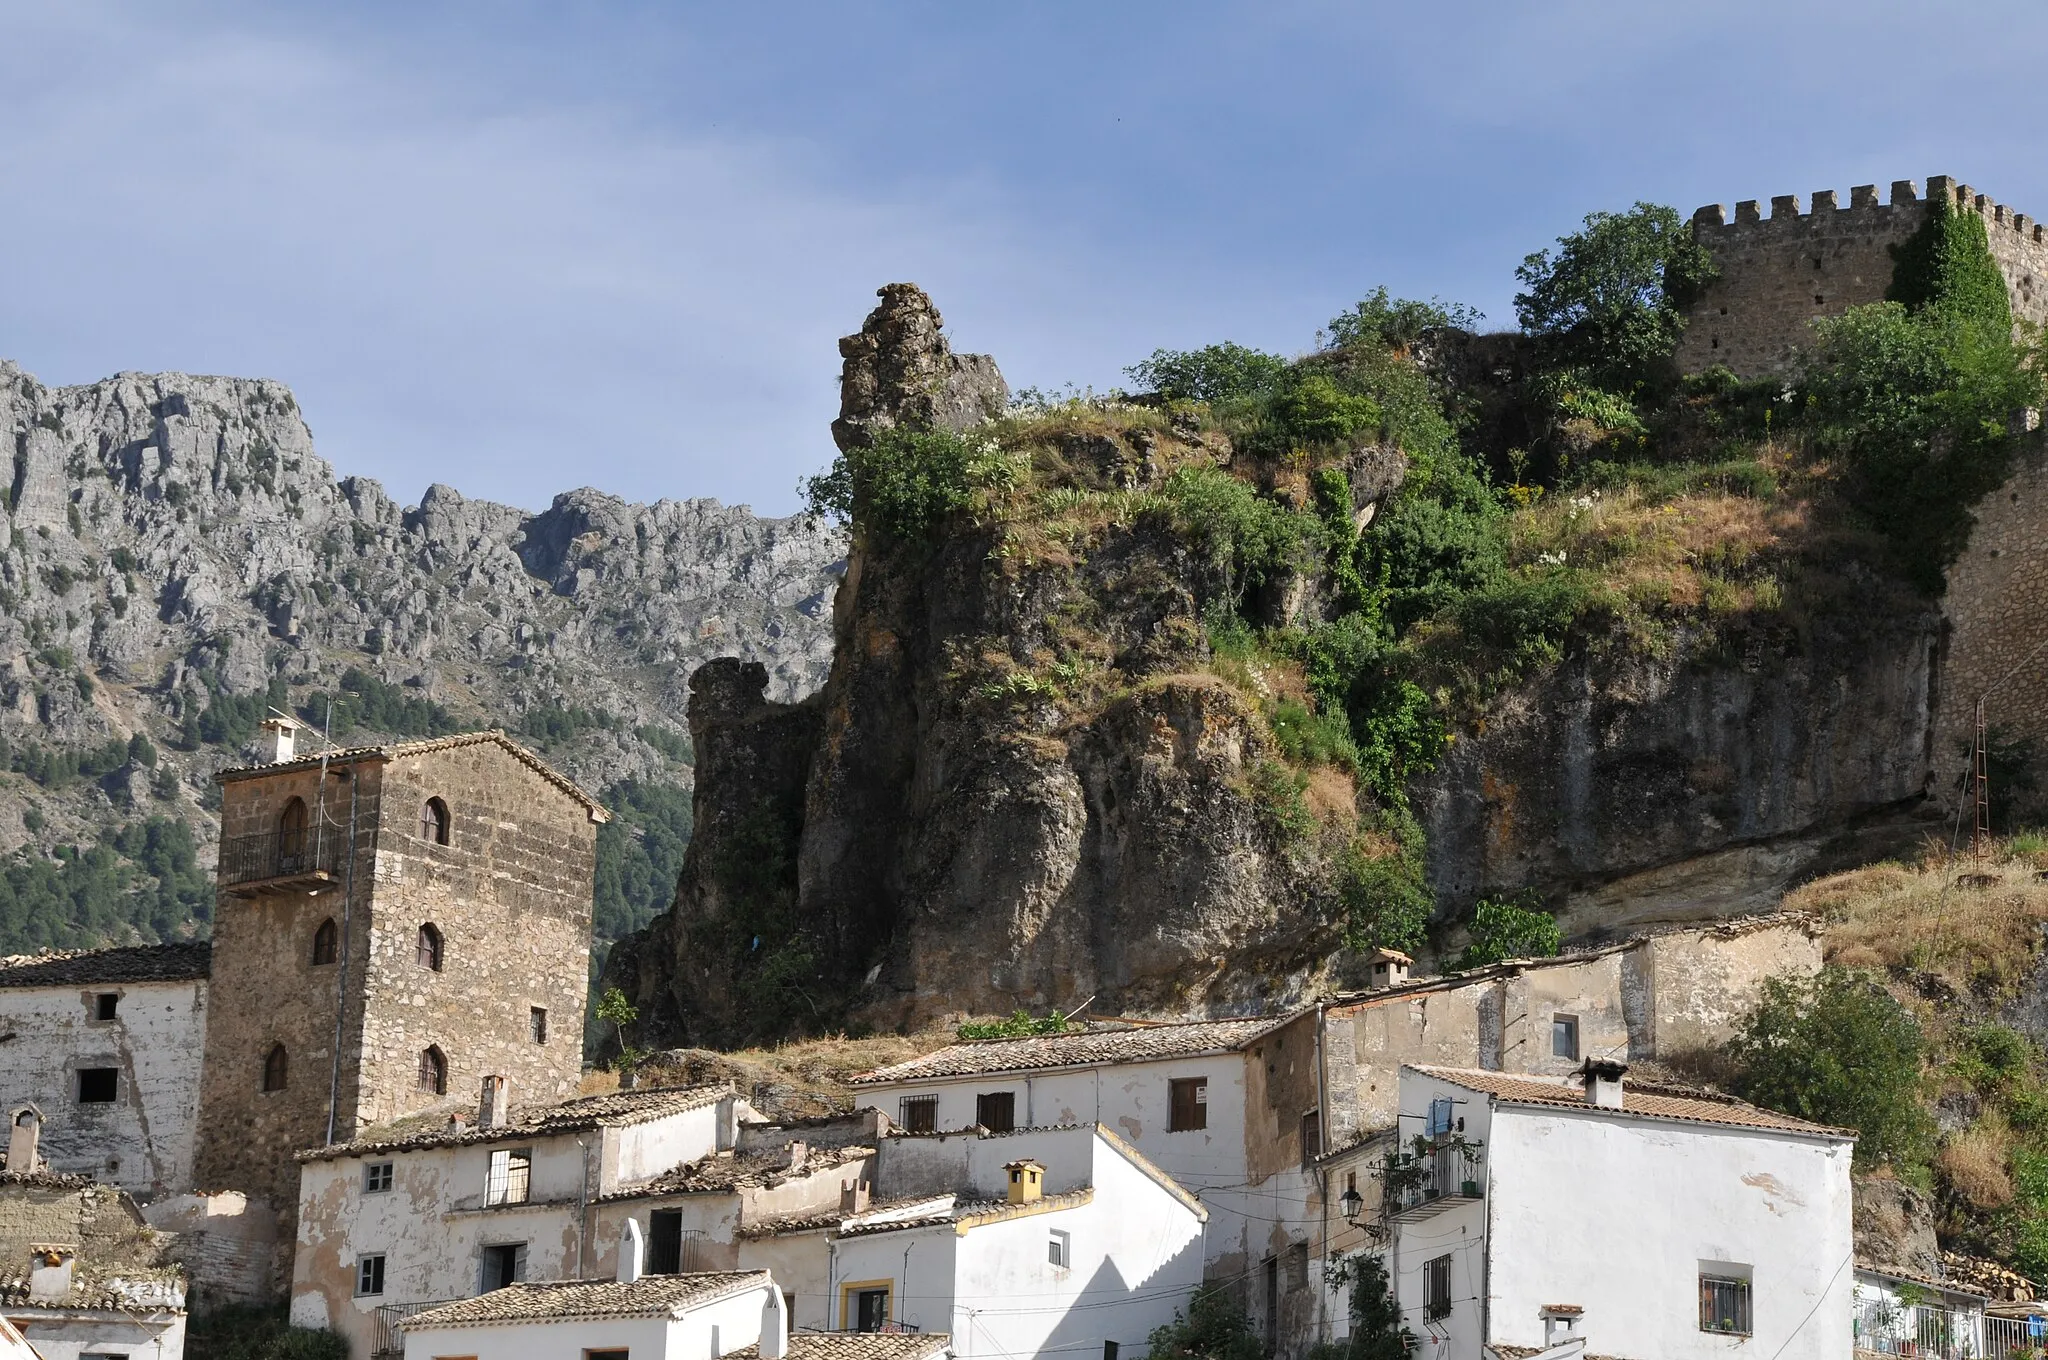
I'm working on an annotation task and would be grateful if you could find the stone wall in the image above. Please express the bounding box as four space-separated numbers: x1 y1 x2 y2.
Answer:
1676 176 2048 378
0 977 206 1195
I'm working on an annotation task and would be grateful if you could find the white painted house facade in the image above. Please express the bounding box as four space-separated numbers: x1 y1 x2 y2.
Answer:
1381 1065 1855 1360
0 943 210 1198
398 1268 785 1360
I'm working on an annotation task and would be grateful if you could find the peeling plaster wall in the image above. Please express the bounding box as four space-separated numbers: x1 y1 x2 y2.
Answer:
0 978 205 1196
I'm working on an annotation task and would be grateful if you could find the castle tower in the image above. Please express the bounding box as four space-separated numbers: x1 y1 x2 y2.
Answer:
191 727 606 1220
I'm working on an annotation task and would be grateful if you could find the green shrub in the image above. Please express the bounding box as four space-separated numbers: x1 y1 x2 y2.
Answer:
1164 466 1319 605
1269 698 1362 773
1726 967 1935 1170
1888 198 2014 326
1146 1285 1264 1360
1325 287 1483 351
1456 895 1562 968
957 1009 1071 1040
185 1304 346 1360
1271 372 1382 446
1311 1252 1414 1360
801 425 1012 544
1248 758 1315 844
1125 343 1291 402
1336 825 1431 955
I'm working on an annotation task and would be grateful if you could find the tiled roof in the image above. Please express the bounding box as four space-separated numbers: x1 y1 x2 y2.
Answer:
1857 1259 1991 1299
0 941 210 988
734 1195 954 1240
725 1333 952 1360
0 1273 186 1311
1410 1066 1857 1138
399 1271 768 1328
216 730 608 820
599 1144 873 1203
837 1190 1095 1238
850 1015 1299 1084
298 1084 729 1162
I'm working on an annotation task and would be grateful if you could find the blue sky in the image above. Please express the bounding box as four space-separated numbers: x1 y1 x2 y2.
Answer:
4 1 2047 517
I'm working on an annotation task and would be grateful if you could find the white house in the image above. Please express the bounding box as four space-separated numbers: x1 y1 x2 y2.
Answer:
1852 1263 1991 1359
399 1267 785 1360
291 1082 761 1358
1378 1063 1855 1360
737 1123 1206 1356
0 942 210 1198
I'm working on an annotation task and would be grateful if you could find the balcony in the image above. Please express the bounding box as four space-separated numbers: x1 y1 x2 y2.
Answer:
217 831 348 896
1855 1299 1984 1360
372 1299 461 1358
1387 1142 1485 1222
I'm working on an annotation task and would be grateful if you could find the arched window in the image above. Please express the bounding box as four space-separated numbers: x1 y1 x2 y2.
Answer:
416 923 443 972
262 1044 289 1093
420 797 450 846
311 918 338 967
417 1045 446 1095
277 797 308 869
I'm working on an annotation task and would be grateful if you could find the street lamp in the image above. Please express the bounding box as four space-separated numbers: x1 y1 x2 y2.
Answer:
1340 1185 1364 1224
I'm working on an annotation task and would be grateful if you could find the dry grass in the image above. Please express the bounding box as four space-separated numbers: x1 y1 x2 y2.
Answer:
1789 840 2048 998
633 1030 959 1120
1941 1119 2018 1210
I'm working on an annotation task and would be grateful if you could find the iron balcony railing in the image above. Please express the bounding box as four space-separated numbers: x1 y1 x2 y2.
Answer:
1984 1314 2048 1359
217 830 348 888
372 1299 462 1357
1387 1142 1485 1220
1855 1298 1983 1360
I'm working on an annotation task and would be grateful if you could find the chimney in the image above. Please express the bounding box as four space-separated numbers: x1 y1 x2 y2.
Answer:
1367 948 1413 990
478 1075 510 1129
840 1179 870 1215
7 1106 42 1173
1541 1305 1584 1348
1578 1060 1627 1111
257 717 299 764
617 1217 644 1284
759 1280 789 1359
1004 1159 1046 1205
785 1140 808 1173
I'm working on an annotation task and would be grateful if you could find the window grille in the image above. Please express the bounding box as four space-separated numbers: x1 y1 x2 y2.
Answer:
1552 1014 1580 1060
263 1044 289 1093
418 1046 447 1095
1699 1274 1753 1335
1169 1078 1208 1132
1048 1230 1071 1269
899 1095 937 1133
1425 1254 1453 1320
485 1148 532 1206
976 1091 1016 1133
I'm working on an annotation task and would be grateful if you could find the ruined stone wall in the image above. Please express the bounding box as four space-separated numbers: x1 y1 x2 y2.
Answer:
1936 443 2048 811
1676 176 2048 379
194 764 380 1215
355 742 595 1129
0 977 206 1195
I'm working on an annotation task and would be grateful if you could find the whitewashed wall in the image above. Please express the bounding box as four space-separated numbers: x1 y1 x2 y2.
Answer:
0 979 206 1196
10 1311 185 1360
400 1280 778 1360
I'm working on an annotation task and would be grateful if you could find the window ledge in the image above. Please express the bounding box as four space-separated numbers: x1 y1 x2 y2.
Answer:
443 1197 577 1219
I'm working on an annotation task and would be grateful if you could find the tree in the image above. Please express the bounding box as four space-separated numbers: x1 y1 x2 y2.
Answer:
1126 343 1291 404
1456 896 1562 968
1146 1286 1264 1360
1513 202 1716 390
1726 967 1934 1170
595 986 645 1080
1326 287 1484 352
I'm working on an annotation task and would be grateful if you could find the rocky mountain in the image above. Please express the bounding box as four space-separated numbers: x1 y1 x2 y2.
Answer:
0 358 844 952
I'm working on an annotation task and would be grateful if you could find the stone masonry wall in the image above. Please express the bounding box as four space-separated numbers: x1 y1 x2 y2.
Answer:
1675 176 2048 378
194 765 382 1215
355 742 594 1130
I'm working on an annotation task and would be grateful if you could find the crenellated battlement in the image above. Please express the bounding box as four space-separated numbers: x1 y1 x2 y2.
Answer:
1674 174 2048 378
1688 175 2045 244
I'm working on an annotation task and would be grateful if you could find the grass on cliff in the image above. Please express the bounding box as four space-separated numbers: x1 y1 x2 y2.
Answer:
580 1029 957 1118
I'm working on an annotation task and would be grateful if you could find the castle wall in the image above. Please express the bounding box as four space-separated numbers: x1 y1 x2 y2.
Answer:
354 742 595 1129
1676 177 2048 378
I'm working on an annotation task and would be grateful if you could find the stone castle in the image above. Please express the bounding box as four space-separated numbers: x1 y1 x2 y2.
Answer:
1675 174 2048 815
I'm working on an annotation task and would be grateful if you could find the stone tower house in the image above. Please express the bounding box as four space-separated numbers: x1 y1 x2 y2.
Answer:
191 726 606 1219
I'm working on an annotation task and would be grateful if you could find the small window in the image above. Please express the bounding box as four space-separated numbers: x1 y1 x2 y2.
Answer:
529 1007 548 1044
899 1095 937 1133
1300 1110 1322 1167
1552 1014 1580 1060
587 1352 631 1360
364 1162 394 1194
421 797 451 846
1169 1077 1208 1132
94 993 118 1021
278 797 308 865
77 1068 119 1103
417 923 444 971
1048 1229 1071 1269
481 1243 527 1292
356 1253 385 1297
263 1044 289 1093
486 1148 532 1206
418 1045 447 1095
976 1091 1016 1134
311 918 338 966
1425 1253 1452 1320
1699 1272 1753 1335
